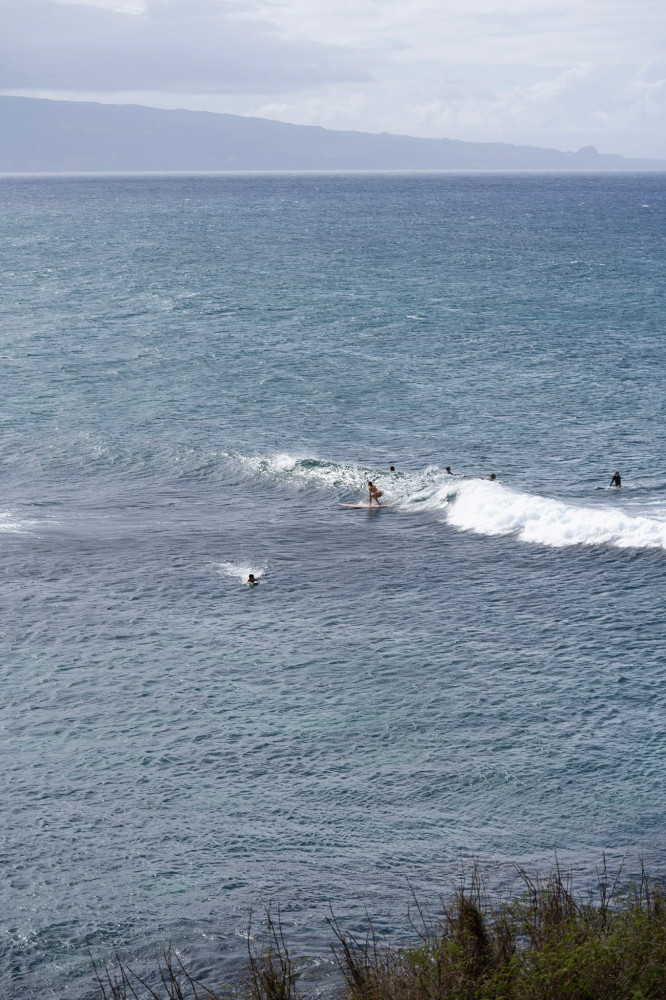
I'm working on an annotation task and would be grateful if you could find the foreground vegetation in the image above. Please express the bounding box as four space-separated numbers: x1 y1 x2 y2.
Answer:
95 862 666 1000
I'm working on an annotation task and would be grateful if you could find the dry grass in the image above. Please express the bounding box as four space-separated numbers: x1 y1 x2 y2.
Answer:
93 906 302 1000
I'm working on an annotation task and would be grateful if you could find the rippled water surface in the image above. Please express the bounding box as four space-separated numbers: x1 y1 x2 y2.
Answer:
1 172 665 998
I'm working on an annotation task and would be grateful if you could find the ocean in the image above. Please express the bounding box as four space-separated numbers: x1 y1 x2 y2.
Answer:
1 171 665 998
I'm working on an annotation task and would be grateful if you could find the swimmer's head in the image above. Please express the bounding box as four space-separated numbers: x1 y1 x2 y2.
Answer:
445 466 452 474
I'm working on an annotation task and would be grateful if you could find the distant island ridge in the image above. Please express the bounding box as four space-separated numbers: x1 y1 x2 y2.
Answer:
1 95 665 173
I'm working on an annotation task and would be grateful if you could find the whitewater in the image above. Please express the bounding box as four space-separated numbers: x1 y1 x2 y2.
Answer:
237 453 666 551
1 171 665 1000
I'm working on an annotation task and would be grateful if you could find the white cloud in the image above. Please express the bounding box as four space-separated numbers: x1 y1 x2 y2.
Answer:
52 0 145 10
237 0 666 156
239 0 663 63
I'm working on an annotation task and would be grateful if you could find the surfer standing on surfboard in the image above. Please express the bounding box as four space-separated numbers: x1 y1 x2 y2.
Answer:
367 481 383 506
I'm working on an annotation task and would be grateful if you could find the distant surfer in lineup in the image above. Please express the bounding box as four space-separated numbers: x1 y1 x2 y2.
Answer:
367 481 383 506
610 471 622 488
482 473 497 481
247 573 260 586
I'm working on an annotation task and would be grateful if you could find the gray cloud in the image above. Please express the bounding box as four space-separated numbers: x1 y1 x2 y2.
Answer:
0 0 370 93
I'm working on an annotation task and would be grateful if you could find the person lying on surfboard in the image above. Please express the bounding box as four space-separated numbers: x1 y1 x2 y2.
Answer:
367 481 383 506
247 574 260 586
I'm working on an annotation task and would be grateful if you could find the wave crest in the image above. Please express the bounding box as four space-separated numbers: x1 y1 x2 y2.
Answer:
237 454 666 552
443 479 666 550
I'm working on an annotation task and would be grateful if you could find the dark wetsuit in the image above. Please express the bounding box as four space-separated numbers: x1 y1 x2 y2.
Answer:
610 473 622 488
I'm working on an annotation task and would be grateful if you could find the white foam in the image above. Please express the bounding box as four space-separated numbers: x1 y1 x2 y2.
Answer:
236 452 369 493
273 453 298 471
214 561 266 584
236 453 298 476
0 512 34 534
440 478 666 550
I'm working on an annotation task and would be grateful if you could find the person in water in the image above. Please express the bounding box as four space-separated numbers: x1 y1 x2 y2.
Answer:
610 470 622 488
367 481 383 506
389 466 396 473
247 573 260 586
482 473 497 481
445 466 453 475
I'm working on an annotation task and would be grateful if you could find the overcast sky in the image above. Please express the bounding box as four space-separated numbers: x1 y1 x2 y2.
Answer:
1 0 665 158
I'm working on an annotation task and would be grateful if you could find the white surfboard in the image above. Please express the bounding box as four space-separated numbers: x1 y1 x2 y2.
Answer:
339 503 386 508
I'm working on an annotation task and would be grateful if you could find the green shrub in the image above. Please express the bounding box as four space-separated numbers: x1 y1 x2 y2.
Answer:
94 863 666 1000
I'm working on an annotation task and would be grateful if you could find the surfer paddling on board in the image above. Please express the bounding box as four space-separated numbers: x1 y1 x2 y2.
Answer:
247 574 260 586
482 473 497 481
367 481 383 506
610 470 622 488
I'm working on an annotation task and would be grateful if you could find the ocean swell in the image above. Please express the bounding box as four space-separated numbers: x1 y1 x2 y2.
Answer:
238 454 666 552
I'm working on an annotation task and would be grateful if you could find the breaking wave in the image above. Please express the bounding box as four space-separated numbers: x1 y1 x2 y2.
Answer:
440 478 666 550
236 453 666 552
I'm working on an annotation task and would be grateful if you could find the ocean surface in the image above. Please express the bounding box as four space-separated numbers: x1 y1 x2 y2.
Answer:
1 171 665 999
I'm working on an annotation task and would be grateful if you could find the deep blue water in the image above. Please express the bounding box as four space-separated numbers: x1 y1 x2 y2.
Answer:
1 172 665 998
